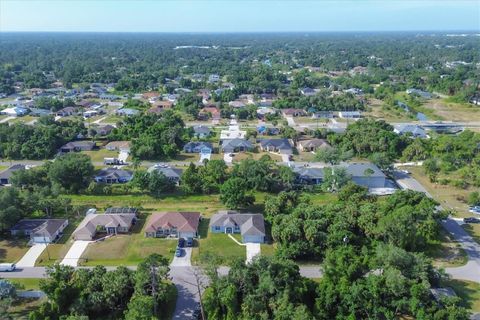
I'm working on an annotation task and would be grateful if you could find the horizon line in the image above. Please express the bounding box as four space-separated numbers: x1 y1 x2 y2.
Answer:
1 30 479 34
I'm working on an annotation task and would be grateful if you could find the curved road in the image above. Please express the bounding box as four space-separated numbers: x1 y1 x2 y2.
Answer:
394 170 480 283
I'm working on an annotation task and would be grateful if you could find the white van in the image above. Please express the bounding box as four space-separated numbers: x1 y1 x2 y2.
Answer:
0 263 16 272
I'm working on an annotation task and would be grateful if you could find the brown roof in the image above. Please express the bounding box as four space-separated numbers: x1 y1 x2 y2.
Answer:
152 100 173 108
142 91 160 99
145 212 200 233
73 213 136 240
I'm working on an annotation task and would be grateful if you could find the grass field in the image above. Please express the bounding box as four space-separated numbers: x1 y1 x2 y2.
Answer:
422 98 480 122
233 151 283 163
425 229 468 268
0 238 29 264
82 149 120 163
192 232 246 265
10 278 42 290
442 279 480 313
80 219 178 266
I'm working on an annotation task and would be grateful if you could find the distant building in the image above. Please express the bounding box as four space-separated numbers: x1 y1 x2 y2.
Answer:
0 164 26 185
282 108 307 117
338 111 362 119
259 138 293 154
94 168 133 184
221 139 254 153
116 108 140 116
297 139 331 152
1 106 29 117
406 88 433 99
183 141 213 154
192 125 211 138
394 124 427 138
147 165 183 185
145 212 200 238
59 141 96 153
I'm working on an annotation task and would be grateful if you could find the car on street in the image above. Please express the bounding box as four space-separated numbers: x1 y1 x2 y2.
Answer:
186 237 194 247
0 263 16 272
469 206 480 214
178 237 185 248
175 248 183 257
463 217 480 224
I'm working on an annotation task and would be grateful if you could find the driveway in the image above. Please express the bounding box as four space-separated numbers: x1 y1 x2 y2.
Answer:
280 154 291 163
223 153 233 164
171 248 192 267
285 116 295 126
245 243 261 263
170 266 205 319
0 116 14 124
16 244 47 267
61 241 91 267
118 150 129 162
199 153 211 163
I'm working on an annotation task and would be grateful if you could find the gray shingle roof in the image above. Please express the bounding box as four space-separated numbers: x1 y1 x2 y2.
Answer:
210 211 265 237
343 163 385 178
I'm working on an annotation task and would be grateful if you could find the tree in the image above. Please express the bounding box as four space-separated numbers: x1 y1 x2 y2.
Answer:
124 295 156 320
48 153 94 193
314 147 352 165
321 167 351 192
0 188 24 231
0 280 16 299
468 191 480 206
180 163 202 194
147 171 174 197
220 177 254 209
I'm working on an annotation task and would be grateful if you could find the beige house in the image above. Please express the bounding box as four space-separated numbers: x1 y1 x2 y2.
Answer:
105 141 131 152
144 212 200 239
297 139 331 152
72 213 136 240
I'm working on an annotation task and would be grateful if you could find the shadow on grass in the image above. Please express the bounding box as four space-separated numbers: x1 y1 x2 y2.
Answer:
441 279 479 310
461 224 480 244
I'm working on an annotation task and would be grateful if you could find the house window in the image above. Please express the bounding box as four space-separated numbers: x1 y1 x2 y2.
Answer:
214 226 221 231
156 229 164 237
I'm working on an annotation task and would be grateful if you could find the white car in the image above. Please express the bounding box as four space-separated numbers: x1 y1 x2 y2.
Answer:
0 263 16 272
469 206 480 214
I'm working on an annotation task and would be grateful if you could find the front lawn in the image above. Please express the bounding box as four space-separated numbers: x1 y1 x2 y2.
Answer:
192 227 246 266
82 149 120 163
80 219 178 266
10 278 42 290
0 238 30 264
36 220 79 266
441 279 480 313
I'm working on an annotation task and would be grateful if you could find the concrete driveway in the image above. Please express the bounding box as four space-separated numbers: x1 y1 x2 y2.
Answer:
118 150 129 162
16 244 47 267
285 116 295 126
0 116 14 124
61 241 91 267
223 153 233 164
245 243 261 263
171 248 192 267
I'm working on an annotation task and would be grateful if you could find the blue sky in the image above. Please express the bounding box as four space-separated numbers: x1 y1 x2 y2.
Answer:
1 0 479 32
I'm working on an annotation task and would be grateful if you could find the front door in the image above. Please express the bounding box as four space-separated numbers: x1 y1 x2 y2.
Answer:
225 227 233 234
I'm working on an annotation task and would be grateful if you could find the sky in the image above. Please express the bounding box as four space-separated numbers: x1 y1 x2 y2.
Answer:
1 0 479 33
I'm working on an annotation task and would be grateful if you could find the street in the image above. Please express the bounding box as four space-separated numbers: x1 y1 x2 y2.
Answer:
394 170 480 283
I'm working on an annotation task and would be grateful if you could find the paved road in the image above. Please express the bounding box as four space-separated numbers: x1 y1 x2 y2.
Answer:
394 170 480 283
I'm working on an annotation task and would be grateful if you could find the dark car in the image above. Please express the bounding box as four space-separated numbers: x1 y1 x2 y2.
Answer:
186 237 194 247
178 237 185 248
175 248 183 257
463 217 480 224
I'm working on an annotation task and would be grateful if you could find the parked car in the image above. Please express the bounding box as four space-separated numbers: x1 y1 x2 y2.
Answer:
0 263 16 272
186 237 194 247
469 206 480 214
463 217 480 224
178 237 185 248
175 248 183 257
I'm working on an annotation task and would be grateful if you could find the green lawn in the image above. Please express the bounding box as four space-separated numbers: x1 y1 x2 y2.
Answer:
80 218 178 266
10 278 42 291
442 279 480 313
82 149 121 163
425 229 468 268
261 243 276 257
0 238 29 264
192 220 246 265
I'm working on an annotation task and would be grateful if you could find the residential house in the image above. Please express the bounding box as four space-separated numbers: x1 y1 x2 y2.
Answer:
259 138 293 154
72 212 137 240
94 168 133 184
59 141 96 153
394 124 427 138
199 106 221 120
56 107 78 117
1 106 29 117
0 164 26 185
221 139 254 153
83 110 100 118
300 87 316 96
142 91 160 100
95 124 115 137
183 142 214 154
311 111 334 119
116 108 140 116
11 219 68 243
293 167 324 185
147 165 183 185
193 125 211 138
228 101 246 108
345 88 363 95
209 211 265 243
208 74 220 83
29 108 52 117
145 212 200 238
256 107 277 119
344 163 386 188
105 141 131 152
282 108 307 117
406 88 433 99
338 111 362 119
298 139 331 152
